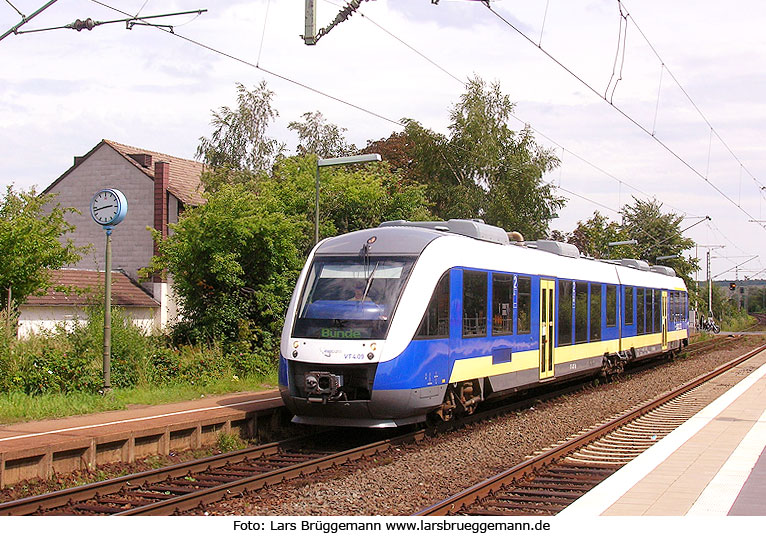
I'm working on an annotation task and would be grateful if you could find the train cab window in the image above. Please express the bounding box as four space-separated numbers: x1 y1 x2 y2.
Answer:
624 286 634 325
415 272 450 339
292 256 415 339
463 270 487 338
575 281 588 344
654 289 661 332
492 273 513 336
637 288 646 335
590 284 602 342
558 280 573 346
606 285 617 327
517 276 532 334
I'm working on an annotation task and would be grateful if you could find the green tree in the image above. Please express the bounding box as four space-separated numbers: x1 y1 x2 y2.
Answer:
564 211 632 259
0 186 83 308
145 184 305 347
196 81 285 180
621 197 698 287
288 111 357 158
387 76 564 238
263 154 431 249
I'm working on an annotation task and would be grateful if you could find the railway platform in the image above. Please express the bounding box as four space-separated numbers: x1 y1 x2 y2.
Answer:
561 350 766 516
0 389 284 488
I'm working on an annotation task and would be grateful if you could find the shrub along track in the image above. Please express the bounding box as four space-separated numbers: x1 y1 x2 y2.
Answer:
0 335 754 516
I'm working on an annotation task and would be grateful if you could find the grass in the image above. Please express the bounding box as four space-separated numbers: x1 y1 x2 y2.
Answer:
0 372 278 425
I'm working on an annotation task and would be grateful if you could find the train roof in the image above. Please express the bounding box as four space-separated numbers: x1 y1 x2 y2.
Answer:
313 220 686 290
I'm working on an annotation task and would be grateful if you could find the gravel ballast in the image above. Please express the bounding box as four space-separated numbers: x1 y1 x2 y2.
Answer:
202 336 766 516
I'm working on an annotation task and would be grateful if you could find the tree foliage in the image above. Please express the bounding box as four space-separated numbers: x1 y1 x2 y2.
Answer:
367 76 564 238
565 211 631 259
196 81 285 176
0 186 83 307
552 198 699 287
288 111 357 158
145 184 305 347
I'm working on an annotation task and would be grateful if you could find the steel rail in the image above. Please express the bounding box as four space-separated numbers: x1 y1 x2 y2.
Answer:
0 335 728 516
118 431 424 515
0 435 302 515
414 341 766 516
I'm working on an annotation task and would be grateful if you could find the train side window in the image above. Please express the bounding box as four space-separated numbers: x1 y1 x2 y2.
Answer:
590 284 602 341
606 285 617 327
624 286 634 325
637 288 646 335
517 276 532 334
670 291 679 322
463 270 487 338
558 280 573 346
415 272 450 339
654 289 661 332
668 291 678 323
492 273 513 336
575 281 588 344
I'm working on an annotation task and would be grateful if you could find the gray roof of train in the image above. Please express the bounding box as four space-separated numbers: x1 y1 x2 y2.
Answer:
314 226 443 256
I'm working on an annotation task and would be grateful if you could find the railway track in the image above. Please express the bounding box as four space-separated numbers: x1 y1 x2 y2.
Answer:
415 341 766 516
0 336 735 516
0 431 421 516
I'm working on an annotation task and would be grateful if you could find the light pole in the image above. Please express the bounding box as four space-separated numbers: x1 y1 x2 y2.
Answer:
607 239 638 247
315 153 382 244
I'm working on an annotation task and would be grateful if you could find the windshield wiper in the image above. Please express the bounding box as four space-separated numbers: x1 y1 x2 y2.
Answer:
361 261 379 302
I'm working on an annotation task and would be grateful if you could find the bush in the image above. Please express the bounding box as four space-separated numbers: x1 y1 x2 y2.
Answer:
19 344 100 394
64 303 155 389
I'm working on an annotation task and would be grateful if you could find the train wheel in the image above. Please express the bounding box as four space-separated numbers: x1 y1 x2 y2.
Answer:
433 380 482 422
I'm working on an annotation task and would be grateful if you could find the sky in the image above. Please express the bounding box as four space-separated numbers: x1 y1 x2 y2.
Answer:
2 0 766 282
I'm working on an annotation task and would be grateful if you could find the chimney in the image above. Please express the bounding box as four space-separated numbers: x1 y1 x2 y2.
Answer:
153 161 169 283
128 153 153 168
74 156 86 166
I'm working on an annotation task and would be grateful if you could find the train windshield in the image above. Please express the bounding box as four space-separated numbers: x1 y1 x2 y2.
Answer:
292 256 415 339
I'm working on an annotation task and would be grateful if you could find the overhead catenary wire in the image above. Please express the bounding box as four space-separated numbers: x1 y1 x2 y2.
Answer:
319 0 700 219
86 0 750 268
480 2 766 235
4 0 23 18
620 0 766 194
0 0 58 41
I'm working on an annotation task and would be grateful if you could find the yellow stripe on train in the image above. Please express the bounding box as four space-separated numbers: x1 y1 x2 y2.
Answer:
448 329 688 383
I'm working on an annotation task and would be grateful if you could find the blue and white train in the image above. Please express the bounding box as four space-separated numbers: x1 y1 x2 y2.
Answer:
279 219 689 428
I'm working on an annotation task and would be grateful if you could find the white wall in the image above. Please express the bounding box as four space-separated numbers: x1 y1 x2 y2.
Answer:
18 305 157 339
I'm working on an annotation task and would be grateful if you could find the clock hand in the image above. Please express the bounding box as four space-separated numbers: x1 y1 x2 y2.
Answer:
94 205 115 211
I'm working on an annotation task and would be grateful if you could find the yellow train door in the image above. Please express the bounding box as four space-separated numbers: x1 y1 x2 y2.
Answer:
540 279 555 379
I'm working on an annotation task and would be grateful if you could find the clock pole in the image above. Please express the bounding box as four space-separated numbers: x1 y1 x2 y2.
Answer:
102 226 112 394
90 188 127 395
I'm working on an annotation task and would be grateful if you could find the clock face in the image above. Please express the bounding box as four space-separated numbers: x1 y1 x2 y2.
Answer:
91 190 121 225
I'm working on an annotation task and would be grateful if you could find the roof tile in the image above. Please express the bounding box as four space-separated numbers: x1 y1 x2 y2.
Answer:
104 140 206 206
24 269 159 308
